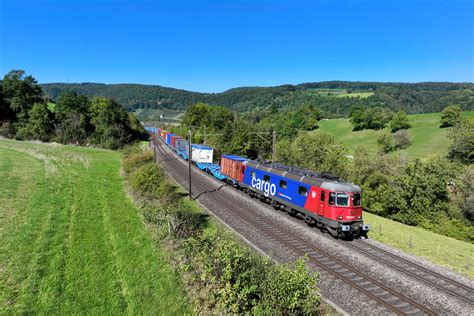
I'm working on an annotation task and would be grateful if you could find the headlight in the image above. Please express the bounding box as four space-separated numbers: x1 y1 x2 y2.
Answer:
338 215 343 220
357 216 362 219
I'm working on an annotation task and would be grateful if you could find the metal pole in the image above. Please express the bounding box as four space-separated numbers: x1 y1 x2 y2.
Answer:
272 130 277 162
153 134 156 162
204 125 207 144
188 130 192 198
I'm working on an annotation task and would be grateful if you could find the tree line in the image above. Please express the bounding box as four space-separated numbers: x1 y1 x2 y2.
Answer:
40 81 474 115
0 70 146 149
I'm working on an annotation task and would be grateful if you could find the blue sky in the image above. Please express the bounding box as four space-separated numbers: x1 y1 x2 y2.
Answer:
0 0 472 92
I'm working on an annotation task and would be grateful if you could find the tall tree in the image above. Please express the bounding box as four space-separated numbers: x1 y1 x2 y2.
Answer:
0 88 14 122
55 91 91 144
390 110 411 132
20 103 54 141
440 105 462 128
1 70 43 123
89 97 134 149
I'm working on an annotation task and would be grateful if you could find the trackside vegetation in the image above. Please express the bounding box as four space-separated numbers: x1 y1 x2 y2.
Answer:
0 139 189 314
165 104 473 243
122 146 322 314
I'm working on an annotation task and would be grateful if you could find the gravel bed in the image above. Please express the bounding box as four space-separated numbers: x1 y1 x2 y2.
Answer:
156 143 472 315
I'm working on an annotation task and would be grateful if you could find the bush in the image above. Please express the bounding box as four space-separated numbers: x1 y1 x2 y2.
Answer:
123 149 154 174
180 234 320 314
377 133 393 154
143 202 203 239
393 129 411 149
128 163 166 197
258 258 320 312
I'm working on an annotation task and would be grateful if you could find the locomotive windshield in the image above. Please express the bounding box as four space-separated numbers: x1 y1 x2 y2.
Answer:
353 193 361 207
336 193 349 206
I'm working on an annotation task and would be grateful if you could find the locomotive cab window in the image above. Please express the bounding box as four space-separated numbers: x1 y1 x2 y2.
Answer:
298 186 308 197
329 192 335 205
352 193 361 207
263 175 270 182
321 191 325 202
336 193 349 207
279 180 288 189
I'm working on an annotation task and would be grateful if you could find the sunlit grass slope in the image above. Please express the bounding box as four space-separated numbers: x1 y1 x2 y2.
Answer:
318 111 474 158
0 139 189 314
365 212 474 277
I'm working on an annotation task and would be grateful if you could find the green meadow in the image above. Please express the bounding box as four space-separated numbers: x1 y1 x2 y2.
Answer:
318 111 474 158
0 139 189 314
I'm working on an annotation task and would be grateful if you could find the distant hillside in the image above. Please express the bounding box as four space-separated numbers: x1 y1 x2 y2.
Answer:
41 81 474 116
318 111 474 158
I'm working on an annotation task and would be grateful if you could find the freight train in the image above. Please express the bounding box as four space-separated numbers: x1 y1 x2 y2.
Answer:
145 126 370 238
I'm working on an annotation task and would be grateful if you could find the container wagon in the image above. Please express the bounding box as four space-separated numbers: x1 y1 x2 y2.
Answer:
191 144 213 163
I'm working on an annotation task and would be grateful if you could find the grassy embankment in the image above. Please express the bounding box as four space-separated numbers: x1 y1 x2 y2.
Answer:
0 139 189 314
364 212 474 277
318 111 474 158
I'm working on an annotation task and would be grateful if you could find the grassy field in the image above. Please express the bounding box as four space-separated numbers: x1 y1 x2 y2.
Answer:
365 212 474 277
318 111 474 158
133 108 185 122
303 89 374 98
0 139 189 314
335 92 374 98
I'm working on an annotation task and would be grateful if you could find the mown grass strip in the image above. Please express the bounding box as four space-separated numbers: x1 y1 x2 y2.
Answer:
0 139 190 314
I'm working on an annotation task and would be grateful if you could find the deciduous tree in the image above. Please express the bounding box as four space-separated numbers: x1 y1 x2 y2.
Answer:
1 70 43 123
440 105 461 128
448 118 474 164
390 110 411 132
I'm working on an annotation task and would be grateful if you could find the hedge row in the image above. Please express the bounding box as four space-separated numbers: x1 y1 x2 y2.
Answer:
122 145 321 314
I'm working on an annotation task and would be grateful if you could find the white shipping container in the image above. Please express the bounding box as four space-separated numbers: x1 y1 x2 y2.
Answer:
191 144 213 163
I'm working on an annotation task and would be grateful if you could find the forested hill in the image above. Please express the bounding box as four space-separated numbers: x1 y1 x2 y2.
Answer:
41 81 474 116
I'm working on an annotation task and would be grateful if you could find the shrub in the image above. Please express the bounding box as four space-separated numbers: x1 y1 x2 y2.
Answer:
143 202 203 239
258 258 320 313
123 149 154 174
180 234 320 314
128 163 166 197
393 129 411 149
377 133 393 154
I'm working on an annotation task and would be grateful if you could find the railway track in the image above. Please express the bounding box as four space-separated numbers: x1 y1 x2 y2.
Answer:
352 240 474 305
152 138 442 315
